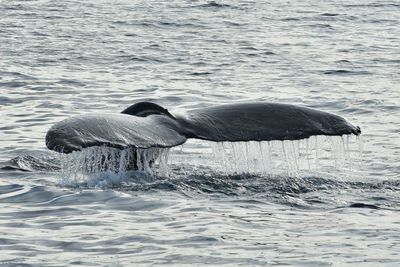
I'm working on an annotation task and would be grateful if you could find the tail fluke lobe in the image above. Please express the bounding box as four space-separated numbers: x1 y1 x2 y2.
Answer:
46 113 187 153
175 102 361 142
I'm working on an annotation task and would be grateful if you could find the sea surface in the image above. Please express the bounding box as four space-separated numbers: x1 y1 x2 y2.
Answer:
1 0 400 266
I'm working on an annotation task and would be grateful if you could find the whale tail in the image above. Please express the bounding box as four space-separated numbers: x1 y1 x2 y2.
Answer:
46 101 361 154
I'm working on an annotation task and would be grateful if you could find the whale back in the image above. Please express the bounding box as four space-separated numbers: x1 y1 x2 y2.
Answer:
176 102 360 142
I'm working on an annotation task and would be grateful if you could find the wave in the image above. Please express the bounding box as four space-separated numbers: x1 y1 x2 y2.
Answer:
344 3 400 8
194 1 239 9
1 155 61 172
2 162 399 210
323 70 372 76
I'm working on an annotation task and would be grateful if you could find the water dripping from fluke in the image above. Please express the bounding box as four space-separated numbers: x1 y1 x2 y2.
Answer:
58 146 170 188
57 135 362 187
209 135 363 177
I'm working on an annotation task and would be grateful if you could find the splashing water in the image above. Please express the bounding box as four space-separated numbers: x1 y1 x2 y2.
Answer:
59 146 170 186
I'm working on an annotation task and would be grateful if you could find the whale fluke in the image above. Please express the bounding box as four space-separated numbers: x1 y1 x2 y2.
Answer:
45 113 186 153
176 102 361 142
46 101 360 154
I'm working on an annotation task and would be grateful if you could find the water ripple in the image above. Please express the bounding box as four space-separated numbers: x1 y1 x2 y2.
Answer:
1 0 399 265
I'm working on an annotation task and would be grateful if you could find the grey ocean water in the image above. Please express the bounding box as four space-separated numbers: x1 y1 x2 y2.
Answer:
1 0 400 266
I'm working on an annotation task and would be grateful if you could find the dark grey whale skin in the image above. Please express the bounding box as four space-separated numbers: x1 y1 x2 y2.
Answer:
176 102 361 142
46 102 361 153
45 113 187 154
